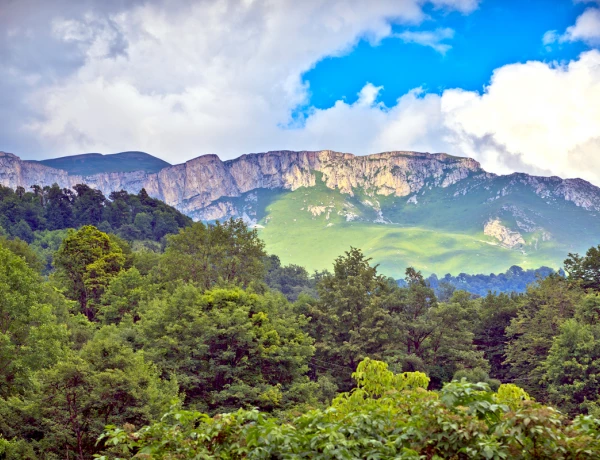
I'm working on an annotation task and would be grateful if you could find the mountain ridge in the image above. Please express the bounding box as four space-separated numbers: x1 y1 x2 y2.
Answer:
1 149 599 216
2 148 600 276
33 151 171 175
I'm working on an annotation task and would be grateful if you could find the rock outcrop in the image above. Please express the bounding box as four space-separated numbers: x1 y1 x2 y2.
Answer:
2 149 600 220
484 218 526 248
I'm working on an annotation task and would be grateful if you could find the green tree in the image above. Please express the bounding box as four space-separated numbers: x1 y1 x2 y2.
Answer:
425 291 488 386
504 275 582 398
543 318 600 416
306 248 395 390
44 183 74 230
386 277 486 387
101 358 600 460
98 267 153 324
0 236 44 272
564 245 600 291
543 293 600 415
54 226 125 320
133 212 153 239
0 246 68 397
72 184 106 226
138 285 314 412
473 292 520 381
30 229 68 273
264 255 316 301
22 327 177 458
11 219 33 244
389 268 439 359
159 219 266 290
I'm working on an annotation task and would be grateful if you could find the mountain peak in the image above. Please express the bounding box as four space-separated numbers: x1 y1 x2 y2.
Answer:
34 151 171 175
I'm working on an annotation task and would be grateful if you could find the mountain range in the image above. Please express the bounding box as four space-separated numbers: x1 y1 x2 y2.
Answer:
1 149 599 278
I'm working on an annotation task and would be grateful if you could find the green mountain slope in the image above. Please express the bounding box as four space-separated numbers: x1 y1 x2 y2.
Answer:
34 151 170 175
208 173 600 278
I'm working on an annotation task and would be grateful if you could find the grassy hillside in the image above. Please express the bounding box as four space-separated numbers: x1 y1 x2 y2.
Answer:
34 151 170 175
210 174 600 278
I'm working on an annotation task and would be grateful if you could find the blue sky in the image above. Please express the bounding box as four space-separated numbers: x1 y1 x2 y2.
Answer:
1 0 600 184
305 0 588 109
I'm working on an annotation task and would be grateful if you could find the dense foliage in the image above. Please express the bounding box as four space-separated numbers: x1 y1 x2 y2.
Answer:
99 359 600 459
400 265 557 299
0 184 190 244
0 199 599 458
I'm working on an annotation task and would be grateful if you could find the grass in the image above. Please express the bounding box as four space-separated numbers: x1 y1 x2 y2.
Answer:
204 172 600 279
236 174 600 278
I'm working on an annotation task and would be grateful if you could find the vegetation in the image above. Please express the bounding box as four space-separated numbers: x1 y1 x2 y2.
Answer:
99 359 600 459
215 178 600 278
1 188 600 458
0 183 190 245
414 265 557 298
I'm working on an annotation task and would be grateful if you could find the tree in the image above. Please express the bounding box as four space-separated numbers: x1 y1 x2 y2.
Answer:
102 358 600 460
22 327 177 459
159 219 266 290
264 254 316 301
543 293 600 415
44 184 74 230
29 229 68 274
133 212 153 239
138 285 315 412
11 220 33 244
72 184 106 227
0 246 68 397
425 291 488 386
504 275 582 399
54 226 125 320
387 275 486 387
390 268 439 359
543 318 600 416
98 267 153 324
473 292 520 381
0 236 44 272
564 245 600 291
306 248 395 390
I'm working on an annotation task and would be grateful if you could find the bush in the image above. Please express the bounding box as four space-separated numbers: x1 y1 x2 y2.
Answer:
99 358 600 459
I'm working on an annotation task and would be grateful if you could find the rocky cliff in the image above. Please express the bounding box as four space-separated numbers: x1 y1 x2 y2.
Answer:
2 149 600 221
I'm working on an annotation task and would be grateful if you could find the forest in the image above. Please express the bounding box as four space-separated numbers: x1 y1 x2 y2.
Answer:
1 185 600 458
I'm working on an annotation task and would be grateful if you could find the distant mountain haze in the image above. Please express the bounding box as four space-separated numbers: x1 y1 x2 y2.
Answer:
35 151 171 175
1 149 599 277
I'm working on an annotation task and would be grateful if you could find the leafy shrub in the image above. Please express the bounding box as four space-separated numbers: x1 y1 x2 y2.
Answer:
98 358 600 459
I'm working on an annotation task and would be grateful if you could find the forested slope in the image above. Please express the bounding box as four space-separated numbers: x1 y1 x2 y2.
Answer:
0 195 600 457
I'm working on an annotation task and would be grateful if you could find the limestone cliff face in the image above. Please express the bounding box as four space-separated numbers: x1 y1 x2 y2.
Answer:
0 152 74 190
484 218 525 248
2 149 600 219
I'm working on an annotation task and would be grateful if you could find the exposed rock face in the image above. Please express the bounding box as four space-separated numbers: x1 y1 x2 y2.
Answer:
0 152 74 190
2 149 600 220
484 218 525 248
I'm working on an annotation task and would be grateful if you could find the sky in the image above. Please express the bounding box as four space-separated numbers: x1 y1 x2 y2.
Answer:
1 0 600 184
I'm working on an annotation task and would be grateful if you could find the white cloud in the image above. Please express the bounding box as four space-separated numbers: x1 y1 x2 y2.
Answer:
543 7 600 46
395 28 455 54
542 30 559 46
16 0 477 159
7 0 600 188
563 7 600 45
294 51 600 184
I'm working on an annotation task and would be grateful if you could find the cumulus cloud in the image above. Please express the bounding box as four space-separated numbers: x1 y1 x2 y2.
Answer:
394 28 455 54
4 0 600 187
292 51 600 184
543 7 600 46
2 0 477 158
